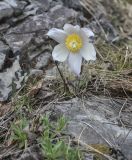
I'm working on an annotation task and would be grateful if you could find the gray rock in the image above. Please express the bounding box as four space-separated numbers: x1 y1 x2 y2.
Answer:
0 41 12 71
62 0 82 11
0 23 10 32
0 40 11 71
5 0 28 12
0 2 14 21
35 52 51 69
49 97 132 160
84 154 94 160
24 3 40 16
30 69 43 77
5 33 34 53
4 14 52 54
44 65 59 81
0 53 6 70
49 4 75 19
5 0 18 8
0 56 26 101
31 0 51 12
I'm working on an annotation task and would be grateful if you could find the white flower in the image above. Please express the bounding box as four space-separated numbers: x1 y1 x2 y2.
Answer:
47 24 96 76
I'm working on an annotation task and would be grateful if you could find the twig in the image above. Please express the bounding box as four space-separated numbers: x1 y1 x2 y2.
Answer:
118 99 127 127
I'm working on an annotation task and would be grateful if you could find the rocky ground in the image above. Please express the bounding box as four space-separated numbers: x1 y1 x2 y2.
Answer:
0 0 132 160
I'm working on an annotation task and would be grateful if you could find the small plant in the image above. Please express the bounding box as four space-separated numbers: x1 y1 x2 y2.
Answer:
56 115 67 132
10 117 28 148
39 115 83 160
14 95 32 111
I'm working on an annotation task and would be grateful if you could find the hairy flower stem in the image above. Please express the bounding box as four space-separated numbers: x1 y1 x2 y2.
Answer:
54 61 70 93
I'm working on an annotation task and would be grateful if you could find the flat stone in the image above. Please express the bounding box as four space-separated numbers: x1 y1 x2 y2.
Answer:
5 33 34 53
4 14 52 53
49 97 132 160
49 4 78 20
62 0 82 10
0 2 14 21
35 52 51 69
31 0 51 12
5 0 18 8
30 69 43 77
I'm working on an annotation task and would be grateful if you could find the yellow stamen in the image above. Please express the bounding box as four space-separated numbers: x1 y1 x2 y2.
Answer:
65 33 83 53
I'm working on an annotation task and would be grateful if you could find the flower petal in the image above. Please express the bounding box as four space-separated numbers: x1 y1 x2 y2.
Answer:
74 25 81 32
52 44 69 62
63 24 74 33
63 24 80 34
68 53 82 76
80 43 96 61
47 28 67 43
81 28 94 38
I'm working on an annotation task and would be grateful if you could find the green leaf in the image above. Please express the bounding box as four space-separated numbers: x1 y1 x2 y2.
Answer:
56 116 67 132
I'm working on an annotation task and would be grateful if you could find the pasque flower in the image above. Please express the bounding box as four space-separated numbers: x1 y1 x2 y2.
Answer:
47 24 96 75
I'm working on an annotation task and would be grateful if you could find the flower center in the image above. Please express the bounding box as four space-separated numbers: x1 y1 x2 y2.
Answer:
65 33 83 53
